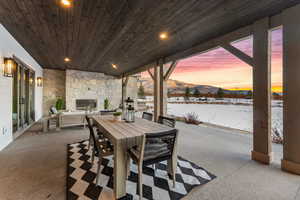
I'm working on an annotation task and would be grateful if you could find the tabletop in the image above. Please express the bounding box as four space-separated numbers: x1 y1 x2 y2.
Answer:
92 115 174 142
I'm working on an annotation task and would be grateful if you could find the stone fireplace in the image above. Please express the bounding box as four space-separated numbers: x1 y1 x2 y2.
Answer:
42 69 138 115
65 70 123 111
75 99 97 110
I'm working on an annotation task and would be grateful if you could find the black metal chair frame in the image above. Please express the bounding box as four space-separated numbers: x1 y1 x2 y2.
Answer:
158 115 176 128
142 112 153 121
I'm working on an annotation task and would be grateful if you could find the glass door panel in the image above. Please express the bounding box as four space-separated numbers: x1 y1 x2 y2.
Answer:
18 66 25 128
24 69 29 126
12 60 35 133
29 71 35 123
12 64 19 132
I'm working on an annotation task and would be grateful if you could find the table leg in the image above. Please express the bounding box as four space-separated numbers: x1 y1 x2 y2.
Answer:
43 119 48 133
56 115 61 131
167 138 178 178
114 140 127 199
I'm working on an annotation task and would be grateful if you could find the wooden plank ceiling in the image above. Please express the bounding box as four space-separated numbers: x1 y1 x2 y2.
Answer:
0 0 299 76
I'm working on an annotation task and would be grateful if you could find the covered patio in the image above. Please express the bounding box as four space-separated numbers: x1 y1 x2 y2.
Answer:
0 122 299 200
1 0 300 199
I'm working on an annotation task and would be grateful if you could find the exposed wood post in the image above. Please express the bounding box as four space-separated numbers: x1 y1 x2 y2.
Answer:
251 17 273 164
121 75 129 112
281 4 300 175
161 60 178 117
152 60 178 120
159 59 167 116
221 43 254 66
153 61 160 121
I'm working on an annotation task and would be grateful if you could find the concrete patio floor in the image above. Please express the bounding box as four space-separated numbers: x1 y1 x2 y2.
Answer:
0 122 299 200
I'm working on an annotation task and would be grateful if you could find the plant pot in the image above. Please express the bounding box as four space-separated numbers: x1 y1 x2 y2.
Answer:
114 115 122 121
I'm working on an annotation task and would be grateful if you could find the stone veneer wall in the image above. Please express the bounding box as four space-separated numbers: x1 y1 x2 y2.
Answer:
65 70 138 111
43 69 66 116
43 69 138 114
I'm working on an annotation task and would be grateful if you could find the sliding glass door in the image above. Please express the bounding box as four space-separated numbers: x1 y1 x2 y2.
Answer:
28 71 35 124
12 61 35 133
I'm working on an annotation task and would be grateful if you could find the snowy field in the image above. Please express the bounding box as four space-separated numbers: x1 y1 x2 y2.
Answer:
138 96 283 136
139 96 283 107
167 103 283 135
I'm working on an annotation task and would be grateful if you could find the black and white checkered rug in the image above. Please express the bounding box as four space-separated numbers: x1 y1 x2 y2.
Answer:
67 140 216 200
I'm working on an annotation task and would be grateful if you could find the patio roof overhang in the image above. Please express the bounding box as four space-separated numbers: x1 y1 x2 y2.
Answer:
0 0 299 77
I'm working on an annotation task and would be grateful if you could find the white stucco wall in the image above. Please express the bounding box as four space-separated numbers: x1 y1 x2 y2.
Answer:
0 24 43 150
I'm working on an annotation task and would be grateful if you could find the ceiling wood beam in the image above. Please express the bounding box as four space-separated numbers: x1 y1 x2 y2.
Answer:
122 10 285 77
221 43 254 66
147 68 155 81
121 61 156 78
122 25 253 77
164 61 178 80
165 25 253 64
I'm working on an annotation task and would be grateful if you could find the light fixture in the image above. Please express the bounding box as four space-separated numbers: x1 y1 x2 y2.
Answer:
112 64 117 69
29 77 34 85
61 0 72 7
159 32 169 40
3 58 15 77
64 57 71 62
37 77 43 87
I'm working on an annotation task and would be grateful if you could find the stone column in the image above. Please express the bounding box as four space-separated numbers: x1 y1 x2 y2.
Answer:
251 17 273 164
281 4 300 175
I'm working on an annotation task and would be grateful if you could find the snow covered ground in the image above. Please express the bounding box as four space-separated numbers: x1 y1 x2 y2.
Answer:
167 103 283 135
139 96 283 107
138 96 283 136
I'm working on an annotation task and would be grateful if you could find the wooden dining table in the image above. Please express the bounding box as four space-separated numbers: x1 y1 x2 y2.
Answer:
92 115 176 199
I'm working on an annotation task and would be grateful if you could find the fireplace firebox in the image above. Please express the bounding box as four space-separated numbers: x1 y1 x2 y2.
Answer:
76 99 97 110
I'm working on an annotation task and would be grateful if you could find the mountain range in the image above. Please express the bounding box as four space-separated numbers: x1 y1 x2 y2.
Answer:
140 77 250 95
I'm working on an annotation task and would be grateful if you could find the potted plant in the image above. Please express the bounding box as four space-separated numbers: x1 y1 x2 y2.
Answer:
113 112 122 121
104 98 110 110
55 98 65 112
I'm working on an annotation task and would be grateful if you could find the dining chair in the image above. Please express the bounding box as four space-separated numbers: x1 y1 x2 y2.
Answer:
85 116 114 186
86 116 108 151
158 115 176 128
142 112 153 121
127 129 178 200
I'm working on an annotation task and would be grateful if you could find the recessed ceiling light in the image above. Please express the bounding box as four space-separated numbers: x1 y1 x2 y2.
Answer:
112 64 117 69
159 32 169 40
64 57 71 62
61 0 71 7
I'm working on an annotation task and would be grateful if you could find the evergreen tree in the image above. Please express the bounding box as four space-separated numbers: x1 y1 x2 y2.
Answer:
247 90 253 99
217 88 224 98
185 87 191 100
193 88 201 97
138 85 145 98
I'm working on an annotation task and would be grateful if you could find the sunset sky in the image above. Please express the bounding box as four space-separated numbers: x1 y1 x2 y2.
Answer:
143 28 283 92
